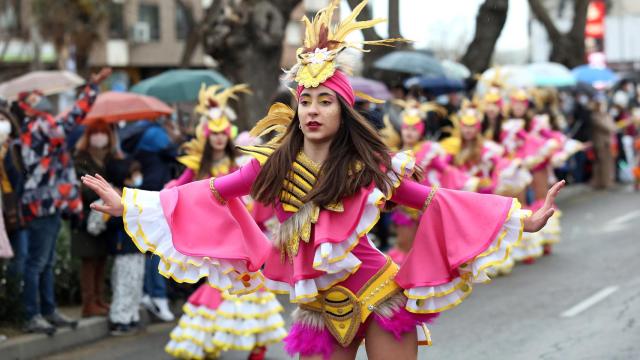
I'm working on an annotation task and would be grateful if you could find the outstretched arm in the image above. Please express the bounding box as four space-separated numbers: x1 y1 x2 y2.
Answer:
523 179 564 232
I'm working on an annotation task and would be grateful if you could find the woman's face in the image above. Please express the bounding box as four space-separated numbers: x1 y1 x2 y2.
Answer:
208 131 229 152
89 131 110 149
298 85 341 144
511 100 528 118
461 124 479 142
401 125 421 147
484 103 499 119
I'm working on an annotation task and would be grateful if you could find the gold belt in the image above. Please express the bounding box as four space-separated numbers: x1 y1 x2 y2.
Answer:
300 257 400 347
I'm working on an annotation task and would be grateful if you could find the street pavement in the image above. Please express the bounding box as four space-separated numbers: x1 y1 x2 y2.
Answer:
44 186 640 360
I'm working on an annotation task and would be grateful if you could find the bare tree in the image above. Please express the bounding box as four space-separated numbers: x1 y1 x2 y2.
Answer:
200 0 301 128
528 0 589 68
345 0 407 77
461 0 509 75
31 0 108 75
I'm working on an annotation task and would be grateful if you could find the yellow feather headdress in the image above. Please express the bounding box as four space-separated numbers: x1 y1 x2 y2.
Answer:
393 99 447 127
285 0 408 88
194 84 252 133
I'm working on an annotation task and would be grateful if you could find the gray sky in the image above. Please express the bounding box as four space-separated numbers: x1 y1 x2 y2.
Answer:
340 0 530 56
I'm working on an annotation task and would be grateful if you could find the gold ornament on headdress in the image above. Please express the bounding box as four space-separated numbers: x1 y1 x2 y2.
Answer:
194 84 252 133
393 99 447 127
509 88 529 102
285 0 408 88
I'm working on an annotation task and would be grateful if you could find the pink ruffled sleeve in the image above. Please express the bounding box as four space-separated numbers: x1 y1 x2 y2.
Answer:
121 158 271 294
391 178 530 314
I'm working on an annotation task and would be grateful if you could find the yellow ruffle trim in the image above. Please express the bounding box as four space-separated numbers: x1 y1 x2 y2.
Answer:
404 199 527 313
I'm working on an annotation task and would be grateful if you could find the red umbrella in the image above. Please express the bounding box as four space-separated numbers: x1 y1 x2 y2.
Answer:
83 91 173 124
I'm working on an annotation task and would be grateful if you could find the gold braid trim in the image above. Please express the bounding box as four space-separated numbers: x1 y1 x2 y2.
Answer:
421 185 439 212
209 177 227 205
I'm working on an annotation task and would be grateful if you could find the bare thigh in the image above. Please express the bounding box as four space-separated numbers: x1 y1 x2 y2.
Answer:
531 168 549 201
364 320 418 360
300 339 360 360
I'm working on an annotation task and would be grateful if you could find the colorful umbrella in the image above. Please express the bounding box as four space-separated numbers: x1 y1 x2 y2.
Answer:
374 51 445 77
0 71 85 100
528 62 577 87
349 76 392 101
404 76 465 96
130 69 232 103
83 92 173 124
572 65 618 89
441 60 471 80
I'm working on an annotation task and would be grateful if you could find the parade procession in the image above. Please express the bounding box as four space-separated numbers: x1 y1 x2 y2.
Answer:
0 1 638 359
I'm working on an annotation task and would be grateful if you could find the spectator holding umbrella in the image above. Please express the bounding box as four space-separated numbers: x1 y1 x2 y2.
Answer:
10 67 111 334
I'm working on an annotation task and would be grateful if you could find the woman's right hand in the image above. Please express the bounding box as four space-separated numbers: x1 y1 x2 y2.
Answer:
81 174 124 217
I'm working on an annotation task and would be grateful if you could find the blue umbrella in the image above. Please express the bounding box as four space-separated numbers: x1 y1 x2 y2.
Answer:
374 51 445 77
571 65 618 88
404 76 465 96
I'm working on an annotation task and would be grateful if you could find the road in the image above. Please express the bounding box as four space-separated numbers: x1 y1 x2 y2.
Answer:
44 186 640 360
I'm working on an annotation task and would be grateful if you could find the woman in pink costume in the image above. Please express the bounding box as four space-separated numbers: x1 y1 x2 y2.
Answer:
443 106 534 275
82 2 563 359
388 100 478 265
163 85 286 360
500 89 561 263
447 106 532 197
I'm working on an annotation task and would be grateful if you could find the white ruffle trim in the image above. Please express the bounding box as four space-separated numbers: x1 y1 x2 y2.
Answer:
495 160 533 195
122 188 264 294
540 210 561 245
511 231 544 260
551 139 583 168
264 151 415 303
404 200 529 313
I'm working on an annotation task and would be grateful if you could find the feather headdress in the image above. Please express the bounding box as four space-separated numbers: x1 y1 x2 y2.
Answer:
393 99 447 126
194 83 251 133
285 0 408 88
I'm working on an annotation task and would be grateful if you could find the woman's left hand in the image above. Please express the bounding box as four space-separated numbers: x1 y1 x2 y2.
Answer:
523 180 565 232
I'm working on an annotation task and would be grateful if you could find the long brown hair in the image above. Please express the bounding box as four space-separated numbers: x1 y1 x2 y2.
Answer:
251 96 395 207
196 133 237 180
455 133 483 167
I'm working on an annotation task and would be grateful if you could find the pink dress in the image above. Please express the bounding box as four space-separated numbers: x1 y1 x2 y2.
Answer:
529 115 584 169
500 118 559 172
164 159 287 359
122 149 529 358
453 140 532 196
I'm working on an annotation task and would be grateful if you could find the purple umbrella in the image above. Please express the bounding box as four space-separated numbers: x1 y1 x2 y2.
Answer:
349 76 392 102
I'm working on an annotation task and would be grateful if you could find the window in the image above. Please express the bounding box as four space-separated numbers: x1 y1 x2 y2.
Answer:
139 3 160 41
108 1 126 39
0 0 21 34
175 3 189 40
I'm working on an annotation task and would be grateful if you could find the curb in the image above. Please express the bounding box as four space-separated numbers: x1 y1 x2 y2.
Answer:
0 317 108 360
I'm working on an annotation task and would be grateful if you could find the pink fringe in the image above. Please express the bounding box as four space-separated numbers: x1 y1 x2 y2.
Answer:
374 307 439 342
284 324 334 360
284 308 439 358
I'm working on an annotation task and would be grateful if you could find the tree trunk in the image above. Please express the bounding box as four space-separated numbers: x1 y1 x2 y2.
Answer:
176 0 200 67
528 0 589 68
345 0 403 78
388 0 401 39
201 0 300 128
460 0 509 75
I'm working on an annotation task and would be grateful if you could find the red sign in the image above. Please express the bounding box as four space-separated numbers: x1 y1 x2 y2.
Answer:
585 0 605 39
